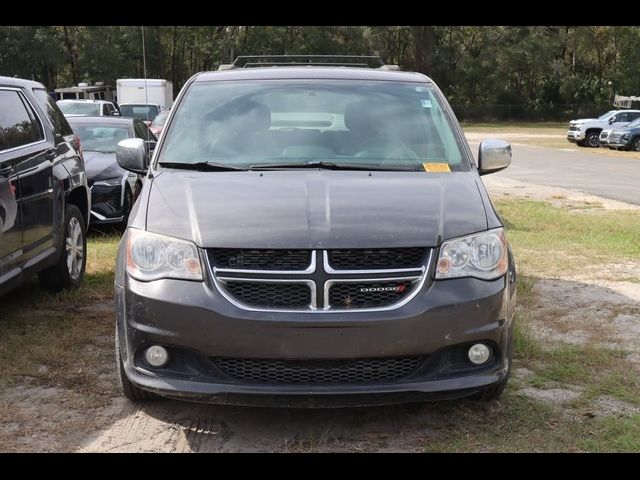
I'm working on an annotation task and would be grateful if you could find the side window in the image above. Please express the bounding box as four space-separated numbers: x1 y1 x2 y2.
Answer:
32 88 74 137
617 113 628 123
103 104 112 116
629 112 640 122
0 90 45 150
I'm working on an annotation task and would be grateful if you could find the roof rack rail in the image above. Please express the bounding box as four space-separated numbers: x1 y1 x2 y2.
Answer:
219 55 398 70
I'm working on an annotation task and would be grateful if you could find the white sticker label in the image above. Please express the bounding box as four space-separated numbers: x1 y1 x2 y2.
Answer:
421 99 432 108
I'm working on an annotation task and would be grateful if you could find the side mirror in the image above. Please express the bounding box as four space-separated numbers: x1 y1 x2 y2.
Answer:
478 139 511 176
609 116 615 124
116 138 147 173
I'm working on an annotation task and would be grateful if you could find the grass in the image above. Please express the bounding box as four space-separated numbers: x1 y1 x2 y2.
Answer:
0 231 120 394
578 415 640 452
496 198 640 276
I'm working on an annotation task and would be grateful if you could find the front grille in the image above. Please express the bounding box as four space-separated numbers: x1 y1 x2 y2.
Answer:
213 356 426 384
328 248 426 270
569 126 579 131
212 248 430 312
209 249 310 270
223 281 311 309
328 281 413 309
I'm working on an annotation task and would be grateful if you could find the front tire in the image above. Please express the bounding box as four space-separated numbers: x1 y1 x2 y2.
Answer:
38 204 86 292
115 322 159 401
585 131 600 148
473 338 513 402
632 138 640 152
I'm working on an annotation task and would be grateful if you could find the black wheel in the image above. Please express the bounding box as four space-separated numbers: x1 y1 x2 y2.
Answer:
38 204 86 292
474 376 509 402
472 339 513 402
633 138 640 152
115 322 158 401
585 131 600 148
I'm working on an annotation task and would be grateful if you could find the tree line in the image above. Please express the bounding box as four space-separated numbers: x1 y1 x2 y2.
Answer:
2 26 638 119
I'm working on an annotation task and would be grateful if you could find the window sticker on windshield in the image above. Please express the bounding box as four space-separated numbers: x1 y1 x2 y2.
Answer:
420 99 432 108
415 86 427 93
423 163 451 173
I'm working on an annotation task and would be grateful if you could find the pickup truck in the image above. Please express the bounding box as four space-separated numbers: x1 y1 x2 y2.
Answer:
567 109 640 147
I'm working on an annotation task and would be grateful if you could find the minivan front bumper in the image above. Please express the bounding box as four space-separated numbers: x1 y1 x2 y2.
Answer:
115 258 516 406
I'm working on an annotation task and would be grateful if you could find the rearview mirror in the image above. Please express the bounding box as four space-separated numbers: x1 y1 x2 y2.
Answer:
116 138 147 173
478 139 511 175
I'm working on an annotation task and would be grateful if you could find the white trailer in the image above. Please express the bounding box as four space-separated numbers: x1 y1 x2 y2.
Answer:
614 94 640 109
116 79 174 110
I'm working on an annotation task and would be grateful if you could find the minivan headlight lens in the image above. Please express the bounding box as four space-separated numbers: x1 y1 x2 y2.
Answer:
126 228 203 281
435 228 508 280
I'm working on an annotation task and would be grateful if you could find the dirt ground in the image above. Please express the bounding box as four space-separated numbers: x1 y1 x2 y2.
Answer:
1 179 638 452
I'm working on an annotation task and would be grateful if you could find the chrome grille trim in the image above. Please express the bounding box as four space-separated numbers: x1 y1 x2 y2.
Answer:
208 249 433 313
322 250 426 275
215 277 318 311
213 250 316 275
324 275 424 313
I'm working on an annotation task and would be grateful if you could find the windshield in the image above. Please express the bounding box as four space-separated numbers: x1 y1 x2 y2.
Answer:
158 80 467 171
120 104 160 121
626 117 640 128
598 110 618 120
151 111 169 127
58 102 100 116
70 123 131 153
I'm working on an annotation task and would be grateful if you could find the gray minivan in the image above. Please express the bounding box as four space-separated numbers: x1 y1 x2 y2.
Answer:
113 57 516 407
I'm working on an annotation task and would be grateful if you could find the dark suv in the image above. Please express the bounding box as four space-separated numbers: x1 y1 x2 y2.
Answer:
113 56 517 407
0 76 90 296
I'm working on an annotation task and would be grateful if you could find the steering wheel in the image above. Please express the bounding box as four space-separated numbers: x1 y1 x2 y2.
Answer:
354 138 419 163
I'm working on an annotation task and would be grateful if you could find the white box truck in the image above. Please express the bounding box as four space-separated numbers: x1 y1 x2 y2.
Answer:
116 79 174 110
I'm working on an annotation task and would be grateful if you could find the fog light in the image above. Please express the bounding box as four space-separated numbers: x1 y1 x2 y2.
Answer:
468 343 491 365
145 345 169 367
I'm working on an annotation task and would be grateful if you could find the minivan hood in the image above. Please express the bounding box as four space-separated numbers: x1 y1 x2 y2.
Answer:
145 170 488 249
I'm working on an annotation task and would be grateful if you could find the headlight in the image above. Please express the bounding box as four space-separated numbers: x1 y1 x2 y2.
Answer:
125 228 203 281
622 134 630 140
93 176 123 187
435 228 508 280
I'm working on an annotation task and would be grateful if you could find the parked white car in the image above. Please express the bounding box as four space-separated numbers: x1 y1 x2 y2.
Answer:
566 109 640 147
57 99 120 117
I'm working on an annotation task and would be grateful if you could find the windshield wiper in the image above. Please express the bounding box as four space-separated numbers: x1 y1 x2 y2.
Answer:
249 161 417 171
158 161 247 171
